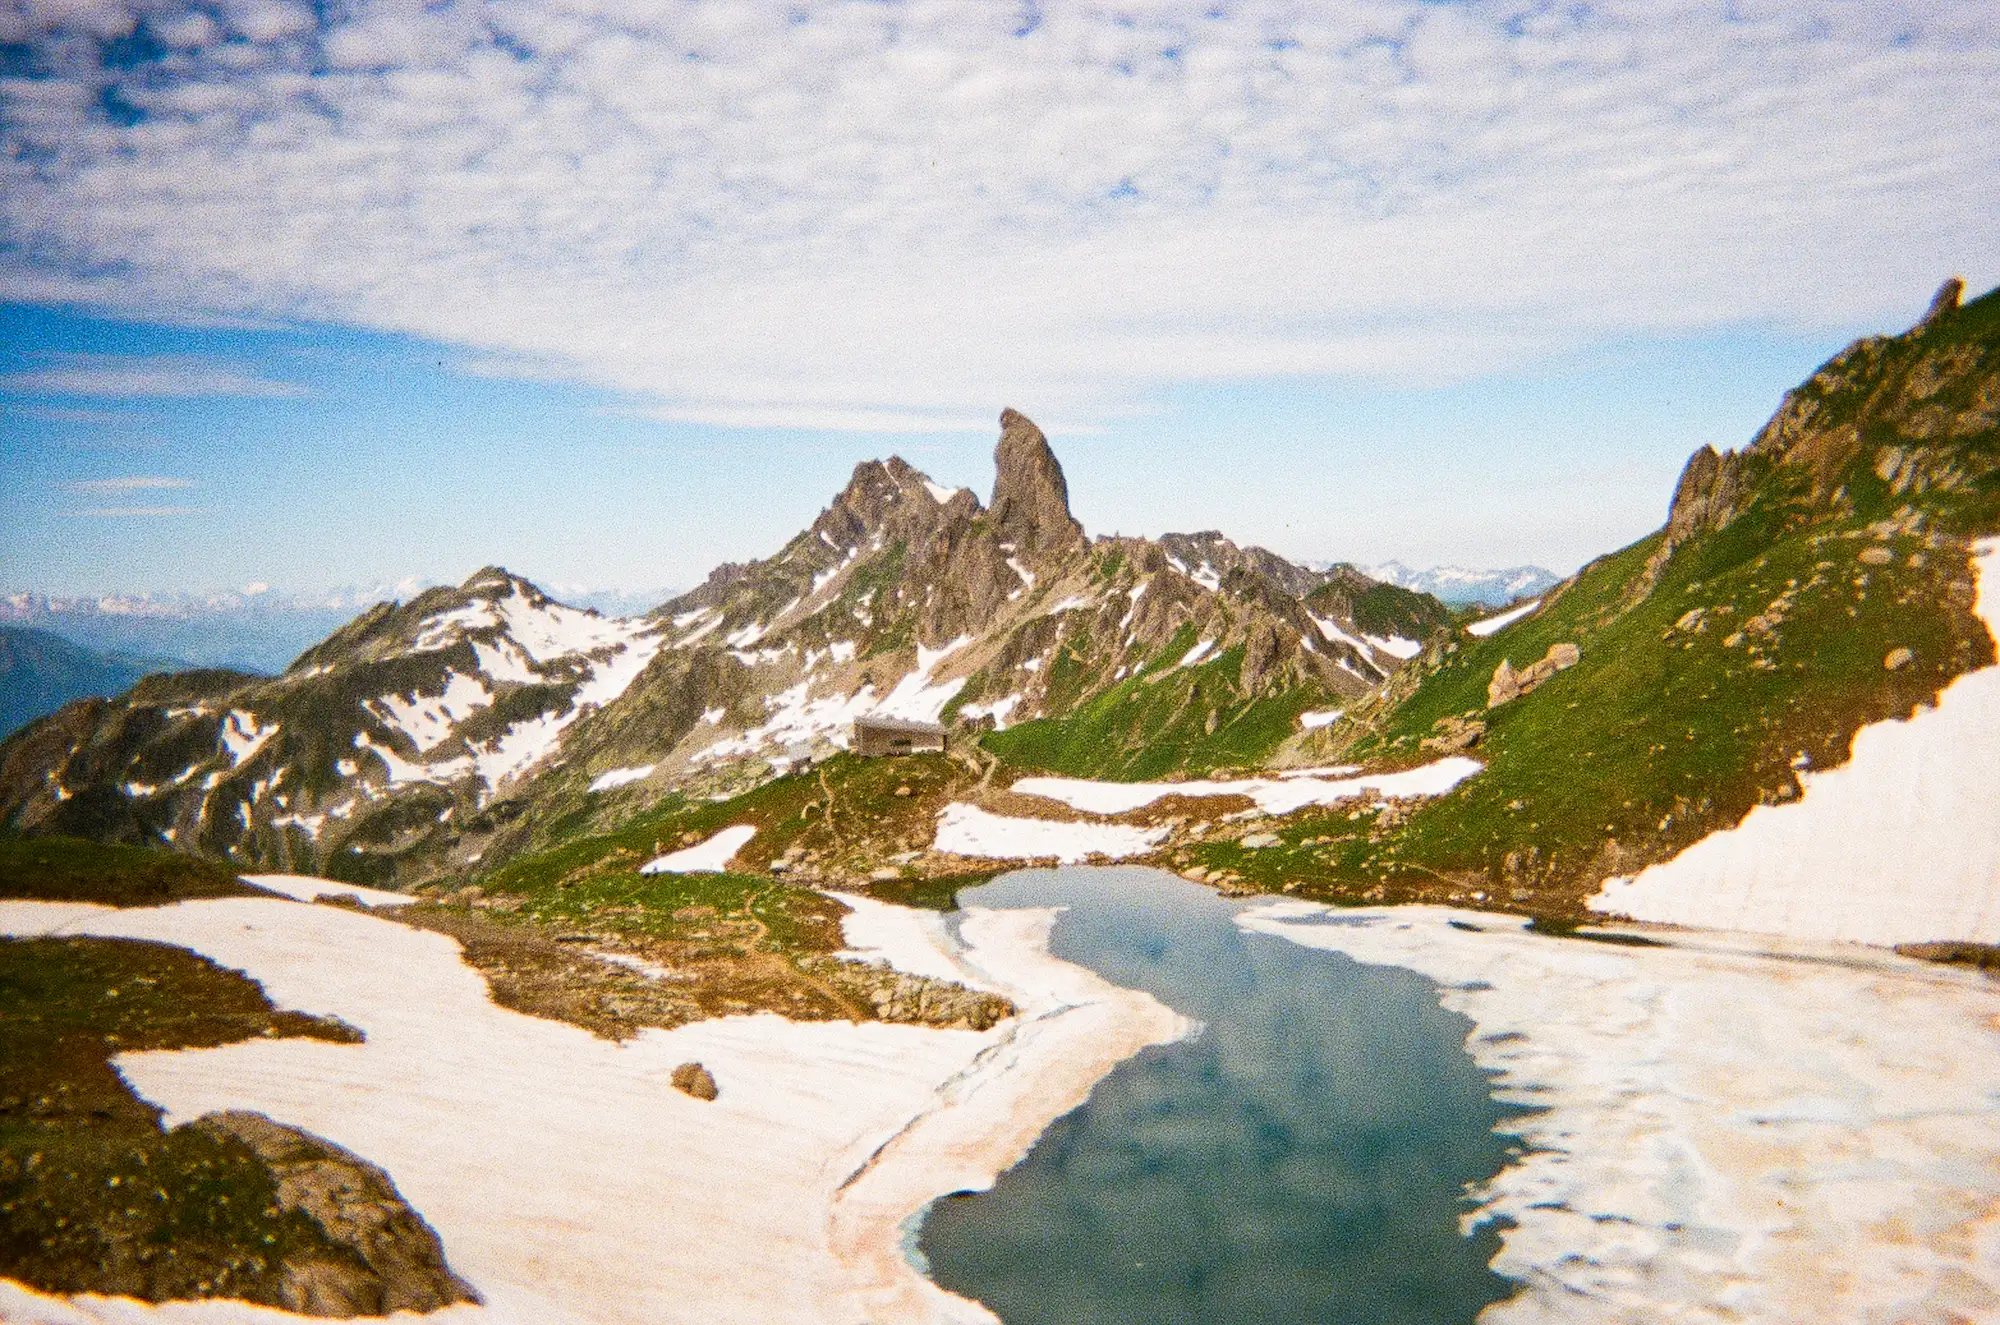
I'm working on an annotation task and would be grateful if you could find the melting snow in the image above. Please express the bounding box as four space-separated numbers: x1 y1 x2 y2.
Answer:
1466 600 1540 636
932 804 1167 862
1005 557 1035 589
471 638 538 684
1243 903 2000 1324
1362 633 1422 660
641 824 757 874
354 732 472 787
960 694 1023 730
218 710 278 767
0 890 1182 1325
1118 581 1148 630
700 680 878 761
871 637 972 725
1176 639 1215 669
1591 536 2000 946
491 589 639 665
411 602 500 653
588 765 655 793
1298 709 1344 730
1012 757 1482 816
921 479 966 506
366 672 495 755
245 873 416 907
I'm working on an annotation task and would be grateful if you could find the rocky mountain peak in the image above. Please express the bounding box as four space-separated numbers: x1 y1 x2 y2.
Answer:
1919 277 1965 331
989 408 1084 558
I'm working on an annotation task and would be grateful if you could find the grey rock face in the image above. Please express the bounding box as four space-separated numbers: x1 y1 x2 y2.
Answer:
989 408 1084 558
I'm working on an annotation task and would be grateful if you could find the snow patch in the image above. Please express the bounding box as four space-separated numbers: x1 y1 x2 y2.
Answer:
960 694 1022 730
1466 600 1540 636
218 710 277 768
588 765 655 793
932 804 1167 862
641 824 757 874
245 873 417 907
471 638 538 684
366 671 494 755
1362 633 1422 660
1298 708 1344 730
1176 638 1215 669
1012 757 1482 816
870 637 971 725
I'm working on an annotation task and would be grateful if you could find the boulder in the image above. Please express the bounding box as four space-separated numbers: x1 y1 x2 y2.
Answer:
671 1062 719 1101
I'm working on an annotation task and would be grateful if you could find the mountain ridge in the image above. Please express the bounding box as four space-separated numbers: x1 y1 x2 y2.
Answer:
0 410 1444 887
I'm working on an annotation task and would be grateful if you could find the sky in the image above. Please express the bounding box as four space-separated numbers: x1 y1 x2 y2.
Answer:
2 0 1997 601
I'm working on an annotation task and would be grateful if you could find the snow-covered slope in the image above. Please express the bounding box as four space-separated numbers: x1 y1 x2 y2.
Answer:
1591 537 2000 945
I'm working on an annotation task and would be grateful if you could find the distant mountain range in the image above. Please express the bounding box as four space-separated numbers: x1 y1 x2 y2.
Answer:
1357 561 1560 607
0 627 175 740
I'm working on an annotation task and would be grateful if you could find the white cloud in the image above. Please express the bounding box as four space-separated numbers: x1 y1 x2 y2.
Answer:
2 353 308 399
0 1 1995 425
64 475 195 492
8 403 139 424
70 504 200 517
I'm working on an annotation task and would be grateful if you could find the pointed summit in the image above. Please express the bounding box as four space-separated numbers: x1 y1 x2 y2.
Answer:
1917 276 1964 331
989 408 1084 556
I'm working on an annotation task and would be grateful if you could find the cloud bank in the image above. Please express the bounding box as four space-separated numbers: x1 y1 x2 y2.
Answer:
1 352 308 398
2 0 1996 428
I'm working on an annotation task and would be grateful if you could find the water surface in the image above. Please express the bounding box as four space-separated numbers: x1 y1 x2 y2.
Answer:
919 867 1520 1325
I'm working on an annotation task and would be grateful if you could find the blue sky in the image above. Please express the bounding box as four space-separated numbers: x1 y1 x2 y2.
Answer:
3 1 1996 599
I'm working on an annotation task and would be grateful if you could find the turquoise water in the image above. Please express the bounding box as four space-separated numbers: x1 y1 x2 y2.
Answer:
918 867 1521 1325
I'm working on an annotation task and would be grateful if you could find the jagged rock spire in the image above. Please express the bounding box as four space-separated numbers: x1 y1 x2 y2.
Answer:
988 408 1084 556
1918 277 1965 331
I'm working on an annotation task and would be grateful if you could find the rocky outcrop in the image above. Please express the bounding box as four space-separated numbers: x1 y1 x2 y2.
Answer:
1488 642 1580 707
1919 276 1965 331
671 1062 719 1101
989 408 1085 558
1664 445 1746 552
191 1111 477 1318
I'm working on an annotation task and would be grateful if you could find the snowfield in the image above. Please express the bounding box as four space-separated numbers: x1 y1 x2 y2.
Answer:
931 804 1168 862
0 888 1187 1325
1241 902 2000 1324
640 824 757 874
1592 536 2000 945
1010 756 1482 817
1465 599 1540 636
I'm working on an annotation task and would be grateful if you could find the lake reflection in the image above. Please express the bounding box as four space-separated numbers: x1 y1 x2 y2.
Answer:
919 867 1520 1325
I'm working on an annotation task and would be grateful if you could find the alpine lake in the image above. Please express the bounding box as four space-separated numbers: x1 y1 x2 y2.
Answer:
916 866 1525 1325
